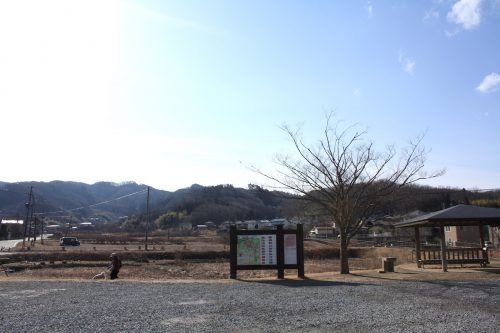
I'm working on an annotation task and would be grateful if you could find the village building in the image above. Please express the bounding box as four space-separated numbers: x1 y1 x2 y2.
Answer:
308 226 336 238
0 219 24 240
444 225 484 247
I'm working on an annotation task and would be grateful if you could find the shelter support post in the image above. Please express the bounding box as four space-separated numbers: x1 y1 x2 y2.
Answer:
439 225 448 272
478 225 488 264
414 227 421 268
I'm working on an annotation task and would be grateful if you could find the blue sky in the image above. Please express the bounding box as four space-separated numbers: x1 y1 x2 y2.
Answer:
1 0 499 191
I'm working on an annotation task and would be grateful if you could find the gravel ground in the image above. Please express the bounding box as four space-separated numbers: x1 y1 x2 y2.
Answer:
0 279 498 332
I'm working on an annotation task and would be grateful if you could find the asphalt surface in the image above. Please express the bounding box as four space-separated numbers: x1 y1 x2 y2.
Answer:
0 279 498 332
0 235 53 252
0 239 23 251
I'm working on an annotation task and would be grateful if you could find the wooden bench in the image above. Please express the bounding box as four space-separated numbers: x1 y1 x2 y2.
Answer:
419 247 488 268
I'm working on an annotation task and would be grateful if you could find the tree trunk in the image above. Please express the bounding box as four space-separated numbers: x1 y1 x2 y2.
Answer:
339 232 349 274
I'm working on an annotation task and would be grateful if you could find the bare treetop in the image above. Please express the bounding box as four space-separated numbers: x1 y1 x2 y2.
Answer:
255 113 444 273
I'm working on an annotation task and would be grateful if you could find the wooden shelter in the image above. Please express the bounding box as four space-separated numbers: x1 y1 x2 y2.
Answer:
395 205 500 272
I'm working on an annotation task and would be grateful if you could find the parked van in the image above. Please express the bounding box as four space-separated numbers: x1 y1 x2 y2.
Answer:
59 237 80 246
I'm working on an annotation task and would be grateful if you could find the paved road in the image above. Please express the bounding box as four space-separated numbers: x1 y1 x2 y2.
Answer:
0 234 53 252
0 239 23 251
0 279 498 332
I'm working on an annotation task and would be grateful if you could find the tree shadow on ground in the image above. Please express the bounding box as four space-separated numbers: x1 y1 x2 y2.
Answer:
236 277 370 288
423 280 500 290
349 270 500 289
472 267 500 274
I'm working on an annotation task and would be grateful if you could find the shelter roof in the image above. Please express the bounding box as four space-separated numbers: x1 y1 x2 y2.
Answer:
395 205 500 228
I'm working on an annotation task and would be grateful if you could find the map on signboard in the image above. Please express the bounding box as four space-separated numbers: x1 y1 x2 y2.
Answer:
237 236 261 265
237 235 276 265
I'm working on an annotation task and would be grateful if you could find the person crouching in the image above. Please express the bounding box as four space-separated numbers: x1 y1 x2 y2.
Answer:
108 253 122 280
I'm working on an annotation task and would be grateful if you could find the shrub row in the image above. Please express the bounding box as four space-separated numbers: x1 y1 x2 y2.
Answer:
3 251 230 263
4 247 371 263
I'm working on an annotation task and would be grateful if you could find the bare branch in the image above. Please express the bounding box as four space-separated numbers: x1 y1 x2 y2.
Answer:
254 114 444 274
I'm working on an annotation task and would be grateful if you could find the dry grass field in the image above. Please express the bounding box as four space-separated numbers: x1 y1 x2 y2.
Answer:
2 231 497 281
0 258 411 281
0 235 407 280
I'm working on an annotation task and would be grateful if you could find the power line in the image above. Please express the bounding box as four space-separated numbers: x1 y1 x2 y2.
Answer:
35 189 148 216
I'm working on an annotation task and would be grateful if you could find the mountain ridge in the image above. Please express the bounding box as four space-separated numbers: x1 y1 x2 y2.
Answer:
0 180 171 220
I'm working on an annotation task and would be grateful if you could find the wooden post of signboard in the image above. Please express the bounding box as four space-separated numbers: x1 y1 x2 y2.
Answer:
230 225 237 279
276 225 284 279
297 224 305 278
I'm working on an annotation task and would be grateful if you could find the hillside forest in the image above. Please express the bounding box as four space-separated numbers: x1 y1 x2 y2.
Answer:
1 181 500 234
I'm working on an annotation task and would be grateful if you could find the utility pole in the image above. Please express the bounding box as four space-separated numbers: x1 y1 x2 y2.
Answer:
33 217 38 242
40 217 44 244
28 194 35 242
32 195 37 242
22 186 33 249
145 187 150 251
66 216 72 236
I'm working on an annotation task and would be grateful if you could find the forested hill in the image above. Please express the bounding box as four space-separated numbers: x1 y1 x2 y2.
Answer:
0 181 171 220
1 180 499 226
158 184 297 225
0 181 294 224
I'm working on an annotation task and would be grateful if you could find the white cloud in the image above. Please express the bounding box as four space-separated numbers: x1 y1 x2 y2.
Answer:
365 1 374 17
476 73 500 93
423 9 440 22
445 29 461 37
353 88 362 96
447 0 482 30
404 60 416 74
398 50 416 75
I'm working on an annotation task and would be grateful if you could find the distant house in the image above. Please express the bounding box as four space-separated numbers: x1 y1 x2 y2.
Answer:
177 222 192 231
270 218 290 227
0 219 24 240
445 225 482 247
218 221 233 231
79 222 95 230
204 222 216 230
244 220 273 230
243 220 258 230
235 218 292 230
309 226 336 238
45 224 63 231
0 219 23 224
489 226 499 249
354 212 437 245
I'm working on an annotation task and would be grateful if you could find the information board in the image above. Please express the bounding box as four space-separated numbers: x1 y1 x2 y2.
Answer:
284 234 297 265
230 224 304 279
237 235 276 265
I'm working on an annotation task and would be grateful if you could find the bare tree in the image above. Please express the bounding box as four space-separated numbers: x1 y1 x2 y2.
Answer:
256 114 444 274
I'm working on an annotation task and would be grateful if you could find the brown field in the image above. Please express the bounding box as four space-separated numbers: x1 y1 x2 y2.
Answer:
2 231 498 281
